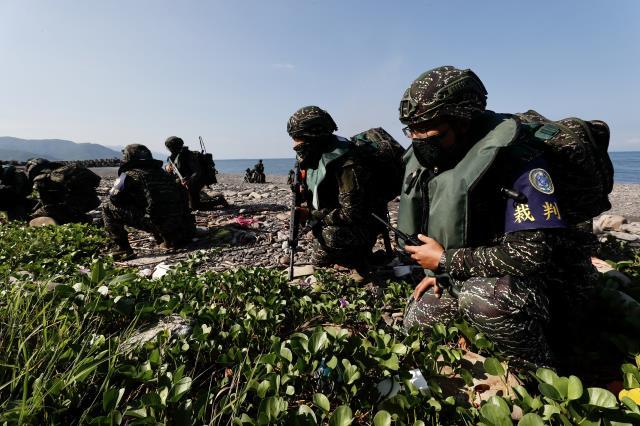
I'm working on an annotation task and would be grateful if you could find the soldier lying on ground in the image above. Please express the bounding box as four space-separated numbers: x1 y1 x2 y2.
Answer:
103 144 195 259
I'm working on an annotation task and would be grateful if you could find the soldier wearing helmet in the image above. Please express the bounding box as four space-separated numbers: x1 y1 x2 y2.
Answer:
397 66 597 368
165 136 207 210
102 144 194 259
287 106 384 269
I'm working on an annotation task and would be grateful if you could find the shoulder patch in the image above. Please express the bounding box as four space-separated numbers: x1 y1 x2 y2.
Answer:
528 168 554 194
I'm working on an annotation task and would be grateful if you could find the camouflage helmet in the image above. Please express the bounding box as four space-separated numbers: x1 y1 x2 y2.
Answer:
164 136 184 150
399 66 487 126
25 158 52 181
287 106 338 139
122 144 153 162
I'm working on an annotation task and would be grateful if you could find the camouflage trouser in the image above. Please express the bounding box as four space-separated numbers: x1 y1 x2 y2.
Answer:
311 224 378 267
404 275 553 367
102 200 194 250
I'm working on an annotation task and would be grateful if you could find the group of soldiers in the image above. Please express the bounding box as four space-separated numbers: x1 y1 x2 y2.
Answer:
287 65 611 369
243 160 266 183
0 136 223 259
0 65 614 369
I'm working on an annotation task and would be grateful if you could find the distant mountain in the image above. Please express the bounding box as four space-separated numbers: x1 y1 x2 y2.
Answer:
106 144 166 162
0 137 121 161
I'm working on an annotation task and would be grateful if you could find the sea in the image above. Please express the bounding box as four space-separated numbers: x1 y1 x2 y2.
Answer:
216 152 640 183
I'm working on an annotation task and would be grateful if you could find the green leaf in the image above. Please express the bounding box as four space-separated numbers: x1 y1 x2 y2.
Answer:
124 407 147 418
538 383 562 401
536 368 559 385
329 405 353 426
567 375 583 400
309 330 328 354
378 353 400 371
586 387 617 409
486 395 511 416
373 410 392 426
168 377 192 403
103 387 125 412
517 413 545 426
483 357 505 376
480 403 511 426
326 356 338 369
295 405 317 424
257 380 270 399
313 393 330 412
280 347 293 362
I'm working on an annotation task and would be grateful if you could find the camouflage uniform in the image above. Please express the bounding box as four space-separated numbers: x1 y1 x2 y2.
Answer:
25 159 101 224
166 137 205 210
287 106 385 266
398 67 598 367
0 165 33 221
103 144 195 253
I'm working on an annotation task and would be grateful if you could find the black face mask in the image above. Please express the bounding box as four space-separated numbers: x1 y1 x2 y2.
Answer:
294 141 324 169
411 132 448 169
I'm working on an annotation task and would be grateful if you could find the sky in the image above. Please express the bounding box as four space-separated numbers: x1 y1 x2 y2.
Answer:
1 0 639 158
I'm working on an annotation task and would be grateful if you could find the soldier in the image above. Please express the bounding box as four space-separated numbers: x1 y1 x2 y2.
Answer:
165 136 205 210
0 164 33 221
25 158 101 224
102 144 195 259
253 159 266 183
286 106 386 268
397 66 599 367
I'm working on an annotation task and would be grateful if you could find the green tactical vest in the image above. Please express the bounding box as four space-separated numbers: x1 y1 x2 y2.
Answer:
305 137 351 209
397 113 522 250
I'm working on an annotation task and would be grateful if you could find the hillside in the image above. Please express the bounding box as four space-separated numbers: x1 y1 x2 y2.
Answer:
0 136 120 161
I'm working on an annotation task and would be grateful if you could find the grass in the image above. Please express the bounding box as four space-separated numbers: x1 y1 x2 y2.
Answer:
0 222 639 425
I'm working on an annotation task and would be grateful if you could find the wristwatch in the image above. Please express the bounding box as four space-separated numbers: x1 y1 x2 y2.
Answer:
437 251 447 273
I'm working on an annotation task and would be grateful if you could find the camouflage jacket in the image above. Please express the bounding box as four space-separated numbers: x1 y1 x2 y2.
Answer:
111 159 190 222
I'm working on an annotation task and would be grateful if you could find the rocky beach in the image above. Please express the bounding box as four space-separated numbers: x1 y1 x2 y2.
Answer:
89 169 640 277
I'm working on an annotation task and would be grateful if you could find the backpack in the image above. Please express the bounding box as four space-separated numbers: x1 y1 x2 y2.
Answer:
194 151 218 185
49 164 101 193
515 110 613 224
350 127 406 203
36 164 101 212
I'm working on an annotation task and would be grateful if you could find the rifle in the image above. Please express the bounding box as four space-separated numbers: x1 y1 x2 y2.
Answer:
167 157 187 188
288 162 304 280
371 213 421 246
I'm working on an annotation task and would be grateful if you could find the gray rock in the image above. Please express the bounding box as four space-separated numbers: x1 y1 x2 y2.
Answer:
292 265 315 278
29 216 58 227
277 231 288 241
608 231 640 242
122 315 192 351
594 214 627 234
249 192 262 200
620 222 640 236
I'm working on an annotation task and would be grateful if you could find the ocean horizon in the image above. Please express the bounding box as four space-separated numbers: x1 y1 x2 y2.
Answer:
212 152 640 184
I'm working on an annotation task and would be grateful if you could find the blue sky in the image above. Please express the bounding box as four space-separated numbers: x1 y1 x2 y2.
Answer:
1 0 638 158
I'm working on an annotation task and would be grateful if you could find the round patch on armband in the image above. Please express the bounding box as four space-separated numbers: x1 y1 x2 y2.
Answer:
528 168 554 194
